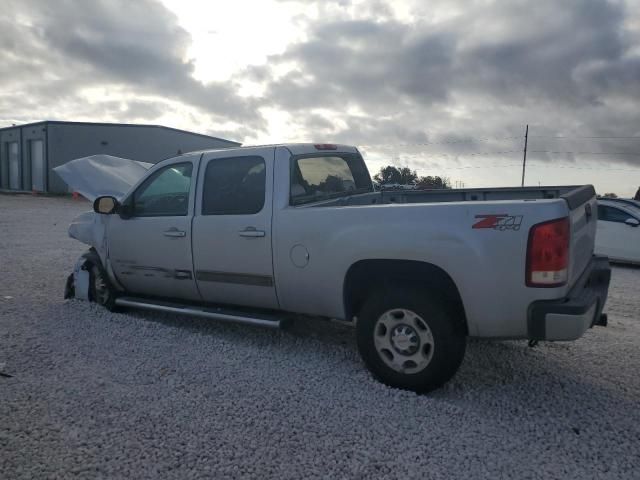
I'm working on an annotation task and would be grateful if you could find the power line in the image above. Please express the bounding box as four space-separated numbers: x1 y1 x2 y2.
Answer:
365 147 640 158
394 150 521 159
442 163 522 170
362 135 640 149
529 150 640 156
360 136 523 148
525 163 640 172
416 162 640 172
371 148 640 160
529 135 640 139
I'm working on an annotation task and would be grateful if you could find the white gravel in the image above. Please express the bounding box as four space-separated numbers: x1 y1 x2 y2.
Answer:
1 193 639 480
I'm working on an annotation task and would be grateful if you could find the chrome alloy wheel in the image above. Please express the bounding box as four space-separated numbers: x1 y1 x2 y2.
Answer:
373 309 435 374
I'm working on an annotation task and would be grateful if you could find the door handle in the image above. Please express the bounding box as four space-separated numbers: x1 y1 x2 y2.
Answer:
163 228 186 238
239 227 265 238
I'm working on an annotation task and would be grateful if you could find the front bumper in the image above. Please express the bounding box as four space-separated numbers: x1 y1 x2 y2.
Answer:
528 255 611 341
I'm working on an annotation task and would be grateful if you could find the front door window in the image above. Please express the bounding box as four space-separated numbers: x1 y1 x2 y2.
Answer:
132 163 193 217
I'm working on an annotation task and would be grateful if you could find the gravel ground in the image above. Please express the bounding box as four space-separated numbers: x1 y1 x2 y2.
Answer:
1 193 639 480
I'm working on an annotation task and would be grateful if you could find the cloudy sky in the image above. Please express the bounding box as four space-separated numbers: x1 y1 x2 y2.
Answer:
2 0 640 195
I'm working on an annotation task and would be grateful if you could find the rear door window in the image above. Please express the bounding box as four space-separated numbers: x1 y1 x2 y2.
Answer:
202 156 265 215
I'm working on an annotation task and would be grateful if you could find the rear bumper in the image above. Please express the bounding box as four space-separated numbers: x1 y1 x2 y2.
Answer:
528 255 611 341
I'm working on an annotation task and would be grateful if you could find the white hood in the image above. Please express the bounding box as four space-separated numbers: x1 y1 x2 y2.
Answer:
54 155 152 251
53 154 152 202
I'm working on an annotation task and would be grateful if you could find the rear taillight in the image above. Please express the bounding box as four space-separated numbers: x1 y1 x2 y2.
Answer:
526 217 570 287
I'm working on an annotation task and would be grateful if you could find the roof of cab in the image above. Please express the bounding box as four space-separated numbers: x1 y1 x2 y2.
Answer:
185 143 359 157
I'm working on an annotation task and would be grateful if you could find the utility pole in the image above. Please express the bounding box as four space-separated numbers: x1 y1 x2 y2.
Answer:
521 124 528 187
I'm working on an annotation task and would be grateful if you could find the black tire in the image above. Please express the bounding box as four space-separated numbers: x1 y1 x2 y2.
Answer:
88 261 118 312
356 286 466 393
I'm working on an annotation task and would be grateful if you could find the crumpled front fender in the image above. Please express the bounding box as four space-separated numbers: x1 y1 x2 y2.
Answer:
68 211 108 258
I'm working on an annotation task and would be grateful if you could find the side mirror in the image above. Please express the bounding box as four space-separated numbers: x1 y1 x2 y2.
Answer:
625 218 640 227
93 196 119 215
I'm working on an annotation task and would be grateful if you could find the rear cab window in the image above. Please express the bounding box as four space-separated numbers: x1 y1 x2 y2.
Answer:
290 154 372 205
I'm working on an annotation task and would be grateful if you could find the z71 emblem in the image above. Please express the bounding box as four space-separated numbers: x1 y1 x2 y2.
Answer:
473 214 523 231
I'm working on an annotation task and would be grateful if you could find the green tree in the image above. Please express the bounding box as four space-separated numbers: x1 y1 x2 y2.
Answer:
398 167 418 185
373 165 418 185
373 166 399 184
416 175 451 189
373 165 451 189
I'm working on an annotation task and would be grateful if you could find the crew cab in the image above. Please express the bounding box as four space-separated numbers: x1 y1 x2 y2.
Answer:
57 144 611 392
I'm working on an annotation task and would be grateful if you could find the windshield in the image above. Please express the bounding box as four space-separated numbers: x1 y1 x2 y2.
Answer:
290 153 372 205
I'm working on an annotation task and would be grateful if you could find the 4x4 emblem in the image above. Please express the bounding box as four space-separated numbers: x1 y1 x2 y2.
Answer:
473 214 523 231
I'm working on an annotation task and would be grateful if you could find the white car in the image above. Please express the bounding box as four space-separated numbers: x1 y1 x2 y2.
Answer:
596 199 640 264
596 196 640 210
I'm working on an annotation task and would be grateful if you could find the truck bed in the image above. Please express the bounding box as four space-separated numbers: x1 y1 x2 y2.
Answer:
313 185 596 209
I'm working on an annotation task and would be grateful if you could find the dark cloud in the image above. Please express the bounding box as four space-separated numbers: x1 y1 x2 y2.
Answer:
266 21 455 111
2 0 640 177
455 0 627 105
332 116 430 146
1 0 263 133
262 0 640 167
122 101 167 120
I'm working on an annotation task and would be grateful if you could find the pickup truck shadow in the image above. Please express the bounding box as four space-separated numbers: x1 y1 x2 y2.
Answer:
122 308 358 353
55 300 638 442
120 307 633 404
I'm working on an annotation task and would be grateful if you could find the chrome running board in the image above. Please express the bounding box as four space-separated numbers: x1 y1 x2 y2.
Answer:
114 296 283 329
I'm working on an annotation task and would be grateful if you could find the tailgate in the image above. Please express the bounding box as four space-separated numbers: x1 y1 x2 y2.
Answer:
563 186 598 286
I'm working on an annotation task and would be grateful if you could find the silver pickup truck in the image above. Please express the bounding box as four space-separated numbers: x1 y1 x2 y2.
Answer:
57 144 611 393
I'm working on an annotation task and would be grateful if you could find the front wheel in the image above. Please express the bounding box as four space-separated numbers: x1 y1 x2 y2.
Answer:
356 287 466 393
89 262 118 311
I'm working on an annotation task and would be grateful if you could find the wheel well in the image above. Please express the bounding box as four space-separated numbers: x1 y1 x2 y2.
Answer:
343 260 468 335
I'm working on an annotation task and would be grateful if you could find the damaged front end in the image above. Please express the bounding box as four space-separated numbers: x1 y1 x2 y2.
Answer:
63 249 118 310
64 254 92 301
55 154 151 302
54 154 152 203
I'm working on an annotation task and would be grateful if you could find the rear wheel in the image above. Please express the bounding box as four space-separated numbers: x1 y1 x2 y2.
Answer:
356 286 466 393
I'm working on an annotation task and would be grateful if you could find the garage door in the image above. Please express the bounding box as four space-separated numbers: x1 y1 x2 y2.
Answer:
30 139 45 192
8 141 20 190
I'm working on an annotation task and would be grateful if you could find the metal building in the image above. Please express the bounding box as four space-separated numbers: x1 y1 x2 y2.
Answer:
0 120 240 194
